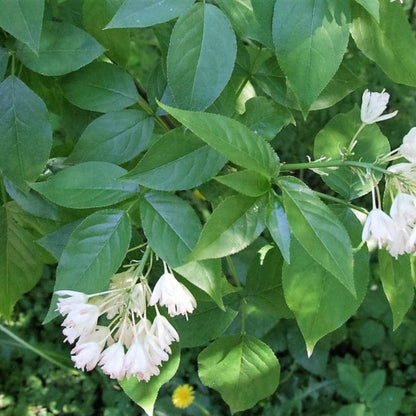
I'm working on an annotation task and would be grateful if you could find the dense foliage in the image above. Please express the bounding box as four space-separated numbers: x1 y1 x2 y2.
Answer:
1 0 416 414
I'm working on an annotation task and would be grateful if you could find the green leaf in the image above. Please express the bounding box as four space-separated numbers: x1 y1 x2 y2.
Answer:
4 177 66 222
282 208 368 355
120 345 180 416
198 335 280 413
351 1 416 87
362 370 385 402
83 0 130 65
159 102 280 179
16 21 105 76
0 205 43 319
216 0 274 48
372 387 405 416
245 247 292 320
0 0 44 52
354 0 379 21
189 194 267 261
0 76 52 191
237 97 293 140
68 110 154 164
175 259 225 308
31 162 138 209
279 177 355 295
173 298 238 347
254 59 362 112
107 0 194 28
272 0 351 113
167 3 237 111
62 62 139 113
140 191 201 267
314 107 390 200
337 363 364 400
215 170 270 197
37 220 82 261
378 251 414 330
44 209 131 323
124 128 226 191
0 48 8 81
335 404 366 416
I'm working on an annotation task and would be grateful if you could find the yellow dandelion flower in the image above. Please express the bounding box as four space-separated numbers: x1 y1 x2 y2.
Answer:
172 384 195 409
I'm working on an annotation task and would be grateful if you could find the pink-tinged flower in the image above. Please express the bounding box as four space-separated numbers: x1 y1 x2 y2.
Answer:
124 340 158 380
151 315 179 348
362 208 396 249
61 303 100 343
149 266 196 318
71 326 109 371
360 89 398 124
99 342 126 380
55 290 88 316
399 127 416 163
145 333 170 367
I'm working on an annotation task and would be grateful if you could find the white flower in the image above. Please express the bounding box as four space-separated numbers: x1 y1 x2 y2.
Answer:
390 193 416 228
360 89 398 124
99 342 126 380
145 333 170 367
70 327 109 371
61 303 100 343
55 290 88 316
124 340 158 381
399 127 416 163
131 282 150 316
149 265 196 318
362 208 397 248
386 228 411 258
151 315 179 348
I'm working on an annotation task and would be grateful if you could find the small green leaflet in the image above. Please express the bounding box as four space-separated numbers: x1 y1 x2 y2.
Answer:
31 162 139 209
124 128 226 191
278 177 355 295
0 76 52 191
159 102 280 179
189 194 267 261
68 110 154 164
44 210 131 323
0 0 44 53
62 62 139 113
16 21 105 76
167 3 237 110
107 0 195 28
198 335 280 413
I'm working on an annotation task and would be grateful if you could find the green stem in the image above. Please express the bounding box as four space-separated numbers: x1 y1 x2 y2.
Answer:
138 96 170 132
133 244 152 283
193 401 211 416
313 191 368 214
280 160 391 176
0 325 75 372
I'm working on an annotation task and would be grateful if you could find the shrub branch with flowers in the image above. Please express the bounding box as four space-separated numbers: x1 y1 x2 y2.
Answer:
1 0 416 414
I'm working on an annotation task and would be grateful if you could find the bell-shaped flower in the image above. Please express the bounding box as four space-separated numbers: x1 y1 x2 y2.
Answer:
151 315 179 348
70 326 109 371
360 89 398 124
55 290 88 316
399 127 416 163
362 208 397 249
390 193 416 228
149 267 196 318
387 228 411 258
144 333 170 367
124 339 158 380
99 342 126 380
131 282 150 316
61 303 100 343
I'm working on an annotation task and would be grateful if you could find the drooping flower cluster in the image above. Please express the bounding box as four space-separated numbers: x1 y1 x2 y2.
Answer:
56 261 196 381
362 126 416 258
